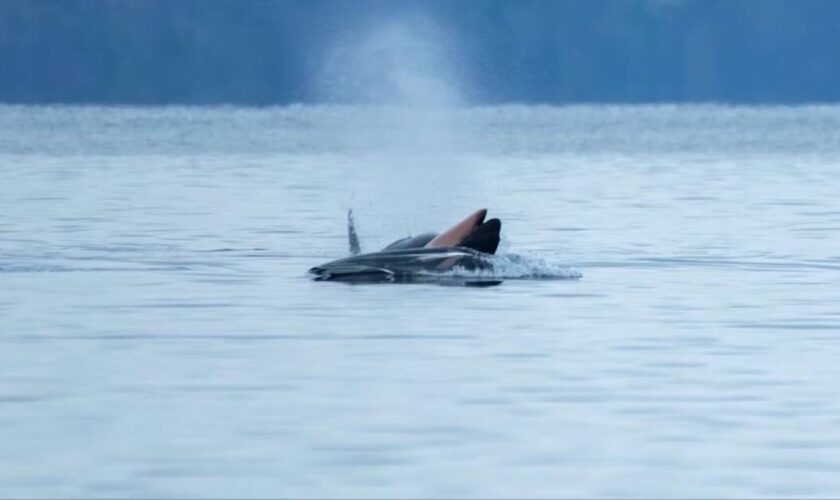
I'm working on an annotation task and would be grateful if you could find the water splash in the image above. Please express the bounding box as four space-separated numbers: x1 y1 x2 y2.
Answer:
317 16 470 159
317 15 478 238
441 253 583 281
319 17 466 107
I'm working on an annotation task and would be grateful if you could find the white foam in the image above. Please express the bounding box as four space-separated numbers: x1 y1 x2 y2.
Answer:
444 252 583 280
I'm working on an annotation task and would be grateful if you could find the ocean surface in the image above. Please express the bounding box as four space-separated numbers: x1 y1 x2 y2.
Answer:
1 104 839 498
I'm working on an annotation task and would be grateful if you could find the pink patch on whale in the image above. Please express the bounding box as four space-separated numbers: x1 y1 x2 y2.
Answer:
425 209 487 248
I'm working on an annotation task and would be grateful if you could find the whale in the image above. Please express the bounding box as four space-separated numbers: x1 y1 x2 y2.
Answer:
309 209 501 283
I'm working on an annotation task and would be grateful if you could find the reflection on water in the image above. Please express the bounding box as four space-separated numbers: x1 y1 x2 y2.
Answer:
1 105 840 498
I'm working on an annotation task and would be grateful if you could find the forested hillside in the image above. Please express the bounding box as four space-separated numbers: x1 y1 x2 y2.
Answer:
1 0 838 104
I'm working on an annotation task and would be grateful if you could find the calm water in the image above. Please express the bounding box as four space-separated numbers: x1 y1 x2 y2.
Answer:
2 105 840 498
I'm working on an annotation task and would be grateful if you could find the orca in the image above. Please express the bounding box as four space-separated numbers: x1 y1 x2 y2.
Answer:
309 209 502 283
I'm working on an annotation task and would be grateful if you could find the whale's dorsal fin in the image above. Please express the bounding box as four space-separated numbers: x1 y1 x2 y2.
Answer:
348 209 361 255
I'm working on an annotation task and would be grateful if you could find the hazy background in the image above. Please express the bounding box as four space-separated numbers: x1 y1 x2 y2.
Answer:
1 0 840 105
4 2 840 498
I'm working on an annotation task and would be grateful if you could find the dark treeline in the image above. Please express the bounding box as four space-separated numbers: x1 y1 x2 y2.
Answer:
1 0 839 105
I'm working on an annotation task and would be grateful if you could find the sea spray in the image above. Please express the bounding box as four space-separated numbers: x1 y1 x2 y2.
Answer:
316 15 482 246
439 252 583 281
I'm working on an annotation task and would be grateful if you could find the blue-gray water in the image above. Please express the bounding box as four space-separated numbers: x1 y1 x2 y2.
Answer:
2 105 840 498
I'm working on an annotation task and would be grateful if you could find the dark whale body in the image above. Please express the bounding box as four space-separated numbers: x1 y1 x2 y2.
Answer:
309 210 502 283
309 247 493 283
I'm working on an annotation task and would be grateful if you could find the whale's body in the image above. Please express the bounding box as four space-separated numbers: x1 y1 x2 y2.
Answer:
309 209 501 283
308 247 492 283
